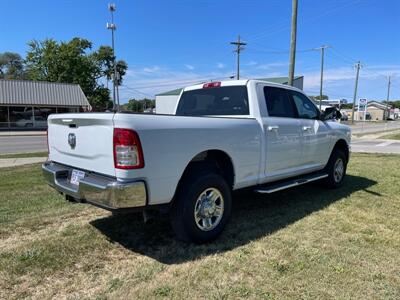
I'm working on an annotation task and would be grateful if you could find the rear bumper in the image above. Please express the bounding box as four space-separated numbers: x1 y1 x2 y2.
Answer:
42 161 147 210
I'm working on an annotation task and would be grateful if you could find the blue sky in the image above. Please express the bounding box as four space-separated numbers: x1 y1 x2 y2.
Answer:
1 0 399 103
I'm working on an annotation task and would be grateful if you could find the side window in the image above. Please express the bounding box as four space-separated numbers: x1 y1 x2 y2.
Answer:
264 86 297 118
291 91 319 119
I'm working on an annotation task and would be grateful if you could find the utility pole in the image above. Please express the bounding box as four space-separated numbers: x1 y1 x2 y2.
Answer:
385 76 391 121
288 0 298 86
351 61 361 124
314 45 330 110
230 35 246 80
106 3 119 111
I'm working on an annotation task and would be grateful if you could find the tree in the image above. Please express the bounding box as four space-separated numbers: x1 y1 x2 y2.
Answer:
93 46 127 86
0 52 25 79
341 103 353 109
310 94 329 101
25 37 128 111
125 98 155 112
389 100 400 109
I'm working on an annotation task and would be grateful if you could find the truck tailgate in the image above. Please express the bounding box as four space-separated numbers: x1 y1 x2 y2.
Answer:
48 113 116 177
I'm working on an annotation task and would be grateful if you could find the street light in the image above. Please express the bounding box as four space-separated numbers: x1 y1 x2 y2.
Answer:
106 3 119 111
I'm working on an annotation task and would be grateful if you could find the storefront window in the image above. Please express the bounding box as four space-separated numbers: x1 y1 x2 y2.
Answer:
0 106 9 128
57 107 79 113
33 107 57 128
9 106 33 128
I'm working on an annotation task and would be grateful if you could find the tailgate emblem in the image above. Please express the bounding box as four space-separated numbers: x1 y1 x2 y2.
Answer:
68 133 76 149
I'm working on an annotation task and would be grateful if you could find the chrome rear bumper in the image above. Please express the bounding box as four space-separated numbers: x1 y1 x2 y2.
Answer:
42 161 147 210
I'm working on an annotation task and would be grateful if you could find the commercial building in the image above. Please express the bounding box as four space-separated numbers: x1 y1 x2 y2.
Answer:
365 101 392 121
0 79 90 129
155 76 304 114
350 101 393 121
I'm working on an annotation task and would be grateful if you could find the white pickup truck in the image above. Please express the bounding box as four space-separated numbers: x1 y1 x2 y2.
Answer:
43 79 351 243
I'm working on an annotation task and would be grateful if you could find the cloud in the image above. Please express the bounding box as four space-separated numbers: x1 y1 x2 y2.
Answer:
185 64 195 70
119 67 233 101
217 63 225 69
255 62 288 70
246 60 258 66
118 64 400 102
143 66 160 73
302 64 400 100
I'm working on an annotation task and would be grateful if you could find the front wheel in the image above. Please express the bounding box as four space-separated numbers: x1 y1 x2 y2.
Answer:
170 171 232 244
323 149 347 188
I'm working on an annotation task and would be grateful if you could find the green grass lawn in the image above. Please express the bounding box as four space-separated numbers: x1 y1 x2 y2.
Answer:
0 154 399 299
380 132 400 140
0 151 48 159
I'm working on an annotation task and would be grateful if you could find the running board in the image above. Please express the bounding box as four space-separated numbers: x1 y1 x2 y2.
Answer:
255 173 328 194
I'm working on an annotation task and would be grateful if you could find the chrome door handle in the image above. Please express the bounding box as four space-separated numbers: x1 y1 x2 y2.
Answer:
267 125 279 131
303 126 312 131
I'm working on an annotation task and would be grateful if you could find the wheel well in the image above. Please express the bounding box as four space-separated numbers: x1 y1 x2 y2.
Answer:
333 139 349 162
179 150 235 189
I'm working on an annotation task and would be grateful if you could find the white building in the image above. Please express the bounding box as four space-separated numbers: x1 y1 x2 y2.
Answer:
155 76 304 114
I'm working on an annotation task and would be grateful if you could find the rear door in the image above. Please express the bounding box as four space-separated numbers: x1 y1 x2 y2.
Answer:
48 113 116 177
289 90 332 168
262 86 303 177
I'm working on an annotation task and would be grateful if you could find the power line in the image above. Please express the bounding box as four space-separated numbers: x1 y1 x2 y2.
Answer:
106 3 119 111
288 0 298 86
351 61 362 124
385 76 391 121
245 46 314 54
230 35 247 80
314 45 331 110
245 0 364 43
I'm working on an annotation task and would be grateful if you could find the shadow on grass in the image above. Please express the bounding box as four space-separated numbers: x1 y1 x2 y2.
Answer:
91 175 377 264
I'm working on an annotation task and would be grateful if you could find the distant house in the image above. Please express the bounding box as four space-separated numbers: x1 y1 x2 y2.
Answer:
0 79 90 129
155 76 304 114
366 101 391 121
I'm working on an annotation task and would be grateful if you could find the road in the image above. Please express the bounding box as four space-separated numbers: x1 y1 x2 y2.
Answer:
0 136 47 154
1 122 400 155
349 121 400 134
351 139 400 154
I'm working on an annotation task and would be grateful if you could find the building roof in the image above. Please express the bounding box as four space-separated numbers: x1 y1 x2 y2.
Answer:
156 88 183 96
156 76 304 96
367 101 391 110
256 76 303 85
0 79 90 106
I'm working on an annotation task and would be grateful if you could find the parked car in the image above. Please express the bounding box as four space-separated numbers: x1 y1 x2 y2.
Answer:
43 80 351 243
340 111 348 121
16 116 47 127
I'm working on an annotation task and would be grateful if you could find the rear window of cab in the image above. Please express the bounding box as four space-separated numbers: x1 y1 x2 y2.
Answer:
176 86 249 116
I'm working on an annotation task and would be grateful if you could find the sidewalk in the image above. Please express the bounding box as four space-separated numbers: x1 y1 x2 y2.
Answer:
0 157 47 168
0 131 46 137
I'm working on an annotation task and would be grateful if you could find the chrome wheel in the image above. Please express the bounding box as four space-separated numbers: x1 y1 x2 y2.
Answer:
333 158 344 183
194 188 224 232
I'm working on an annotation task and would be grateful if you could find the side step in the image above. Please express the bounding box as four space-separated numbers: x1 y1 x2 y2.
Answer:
255 173 328 194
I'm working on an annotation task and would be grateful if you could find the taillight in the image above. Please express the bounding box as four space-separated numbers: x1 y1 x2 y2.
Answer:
113 128 144 169
203 82 221 88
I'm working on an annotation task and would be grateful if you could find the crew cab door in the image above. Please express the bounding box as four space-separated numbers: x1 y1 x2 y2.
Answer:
289 90 332 168
262 86 303 178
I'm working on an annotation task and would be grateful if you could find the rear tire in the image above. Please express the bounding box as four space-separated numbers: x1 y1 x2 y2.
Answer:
323 149 347 188
170 169 232 244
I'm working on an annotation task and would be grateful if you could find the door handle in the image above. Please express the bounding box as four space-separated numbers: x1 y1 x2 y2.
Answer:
303 126 312 131
267 125 279 131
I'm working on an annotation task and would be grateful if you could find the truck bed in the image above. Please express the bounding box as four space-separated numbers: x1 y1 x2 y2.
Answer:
48 112 262 204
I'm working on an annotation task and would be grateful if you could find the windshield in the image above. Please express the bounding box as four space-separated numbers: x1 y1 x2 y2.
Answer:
176 86 249 116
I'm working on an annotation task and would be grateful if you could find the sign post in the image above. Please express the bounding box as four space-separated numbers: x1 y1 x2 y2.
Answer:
358 98 368 131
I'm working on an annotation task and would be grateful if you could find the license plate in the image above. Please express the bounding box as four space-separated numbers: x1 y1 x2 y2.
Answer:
70 169 85 186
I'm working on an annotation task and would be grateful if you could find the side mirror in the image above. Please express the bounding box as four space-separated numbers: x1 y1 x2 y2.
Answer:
321 107 342 121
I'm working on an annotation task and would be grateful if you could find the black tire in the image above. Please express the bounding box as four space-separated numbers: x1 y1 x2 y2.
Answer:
170 169 232 244
323 149 347 188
